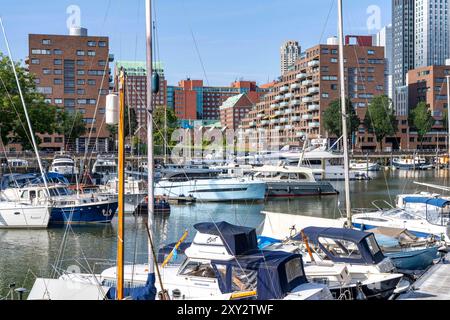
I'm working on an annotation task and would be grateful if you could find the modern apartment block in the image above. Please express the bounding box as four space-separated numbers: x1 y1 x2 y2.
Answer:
392 0 415 89
219 94 255 131
414 0 450 68
114 61 167 135
374 25 394 100
27 27 113 152
406 64 450 150
280 41 301 75
167 80 268 122
241 38 386 151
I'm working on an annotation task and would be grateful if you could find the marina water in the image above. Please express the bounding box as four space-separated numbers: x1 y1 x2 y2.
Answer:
1 169 449 298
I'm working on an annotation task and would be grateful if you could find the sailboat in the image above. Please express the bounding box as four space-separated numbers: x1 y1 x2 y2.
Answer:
0 18 52 229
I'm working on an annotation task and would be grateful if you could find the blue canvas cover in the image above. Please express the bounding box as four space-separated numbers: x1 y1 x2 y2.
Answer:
0 173 69 190
296 227 385 265
211 250 307 300
403 197 450 208
194 221 258 256
106 273 156 300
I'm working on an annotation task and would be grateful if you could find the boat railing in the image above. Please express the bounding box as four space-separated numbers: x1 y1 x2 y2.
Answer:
371 199 395 211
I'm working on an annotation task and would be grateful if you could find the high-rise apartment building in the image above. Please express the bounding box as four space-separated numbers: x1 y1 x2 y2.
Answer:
27 27 113 152
375 25 394 100
241 40 386 151
114 61 167 135
167 80 268 121
414 0 450 68
280 41 301 75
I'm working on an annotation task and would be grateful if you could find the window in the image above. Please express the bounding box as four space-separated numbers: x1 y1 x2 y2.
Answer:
54 69 63 75
318 237 362 260
77 70 85 75
77 99 87 105
83 118 96 124
77 79 86 85
44 98 51 104
179 261 216 278
368 50 375 55
37 87 52 94
31 58 40 64
43 137 52 143
54 49 63 55
98 41 107 47
54 79 62 85
88 51 96 57
55 99 63 104
77 60 85 66
330 58 338 63
98 60 106 66
54 59 62 65
76 50 85 56
88 99 97 105
31 49 51 55
87 41 97 47
77 89 85 95
43 68 51 75
88 79 96 85
55 137 63 143
42 39 51 45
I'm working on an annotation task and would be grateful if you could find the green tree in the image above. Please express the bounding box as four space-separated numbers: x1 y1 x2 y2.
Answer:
443 109 448 130
106 124 118 152
364 95 397 151
153 106 178 156
409 102 433 149
323 98 360 137
56 111 86 150
0 54 58 150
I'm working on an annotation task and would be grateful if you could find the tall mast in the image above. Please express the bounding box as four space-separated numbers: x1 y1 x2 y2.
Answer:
337 0 352 227
116 70 125 300
0 18 49 194
145 0 155 274
446 76 450 162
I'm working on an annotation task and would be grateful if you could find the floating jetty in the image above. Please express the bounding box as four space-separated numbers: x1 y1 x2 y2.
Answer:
398 252 450 300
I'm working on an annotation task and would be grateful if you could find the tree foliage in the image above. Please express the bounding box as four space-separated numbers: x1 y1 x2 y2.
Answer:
409 101 433 147
56 111 86 149
364 95 397 150
153 106 178 155
0 54 58 150
323 98 360 138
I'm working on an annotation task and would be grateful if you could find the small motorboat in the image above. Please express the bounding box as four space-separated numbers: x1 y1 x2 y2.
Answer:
133 196 171 215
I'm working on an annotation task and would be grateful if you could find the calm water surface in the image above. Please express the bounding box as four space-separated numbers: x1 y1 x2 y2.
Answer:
1 169 450 297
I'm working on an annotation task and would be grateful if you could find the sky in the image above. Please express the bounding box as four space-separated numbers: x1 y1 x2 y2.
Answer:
0 0 391 87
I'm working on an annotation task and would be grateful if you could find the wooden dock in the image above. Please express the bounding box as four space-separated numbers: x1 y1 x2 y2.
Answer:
398 253 450 300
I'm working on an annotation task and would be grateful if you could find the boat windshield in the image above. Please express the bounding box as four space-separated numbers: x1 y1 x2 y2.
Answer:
53 162 74 167
49 187 73 197
318 237 362 260
381 209 417 220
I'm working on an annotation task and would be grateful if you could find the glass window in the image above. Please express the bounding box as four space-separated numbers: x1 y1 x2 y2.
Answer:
98 41 107 47
31 58 40 64
42 39 51 45
88 51 96 56
365 235 381 256
179 261 216 278
76 50 85 56
318 237 362 260
231 267 257 292
87 41 97 47
54 59 62 65
54 49 63 55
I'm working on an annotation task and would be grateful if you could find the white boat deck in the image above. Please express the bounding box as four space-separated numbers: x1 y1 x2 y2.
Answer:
398 253 450 300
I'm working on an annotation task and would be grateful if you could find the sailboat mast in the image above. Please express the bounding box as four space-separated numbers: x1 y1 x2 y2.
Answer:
0 18 49 193
337 0 352 227
145 0 155 274
116 70 126 300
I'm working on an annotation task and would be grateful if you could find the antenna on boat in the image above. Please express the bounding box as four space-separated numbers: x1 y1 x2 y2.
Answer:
0 17 50 195
337 0 352 227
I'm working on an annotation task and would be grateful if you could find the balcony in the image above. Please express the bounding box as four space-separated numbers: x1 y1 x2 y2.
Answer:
308 104 320 111
302 97 313 103
308 87 320 94
249 121 256 127
261 120 269 125
296 131 306 137
279 102 289 107
275 110 283 116
292 116 301 122
274 126 283 130
290 100 300 106
270 103 279 109
308 122 320 128
279 118 287 123
308 60 319 67
258 128 266 133
275 95 283 101
280 86 289 92
285 125 293 130
291 83 300 89
284 108 293 114
301 80 313 86
257 114 264 118
296 73 307 80
270 119 279 124
284 93 294 99
302 114 313 120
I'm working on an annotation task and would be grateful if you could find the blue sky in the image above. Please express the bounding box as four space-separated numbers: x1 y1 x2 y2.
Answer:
0 0 391 86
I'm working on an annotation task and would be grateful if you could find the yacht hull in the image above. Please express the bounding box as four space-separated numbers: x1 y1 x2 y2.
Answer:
155 179 266 202
49 201 118 225
266 181 337 197
0 203 51 228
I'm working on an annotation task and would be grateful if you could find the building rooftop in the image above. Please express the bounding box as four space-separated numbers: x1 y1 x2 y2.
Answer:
219 93 245 110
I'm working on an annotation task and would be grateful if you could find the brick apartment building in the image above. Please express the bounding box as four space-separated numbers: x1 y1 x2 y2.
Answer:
406 65 450 150
27 27 113 152
219 93 255 130
114 61 167 137
167 79 268 122
241 36 388 151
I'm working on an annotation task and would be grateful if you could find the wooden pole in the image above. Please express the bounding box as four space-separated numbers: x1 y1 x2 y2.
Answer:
116 70 125 300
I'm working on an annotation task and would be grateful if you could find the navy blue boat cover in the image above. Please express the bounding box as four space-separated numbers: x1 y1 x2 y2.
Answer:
106 273 156 300
296 227 385 264
194 221 258 256
211 250 307 300
0 172 69 189
403 197 450 208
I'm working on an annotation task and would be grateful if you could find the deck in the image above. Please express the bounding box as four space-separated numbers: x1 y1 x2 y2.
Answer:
398 253 450 300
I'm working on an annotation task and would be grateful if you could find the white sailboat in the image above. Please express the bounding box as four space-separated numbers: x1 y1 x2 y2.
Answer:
0 18 52 229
